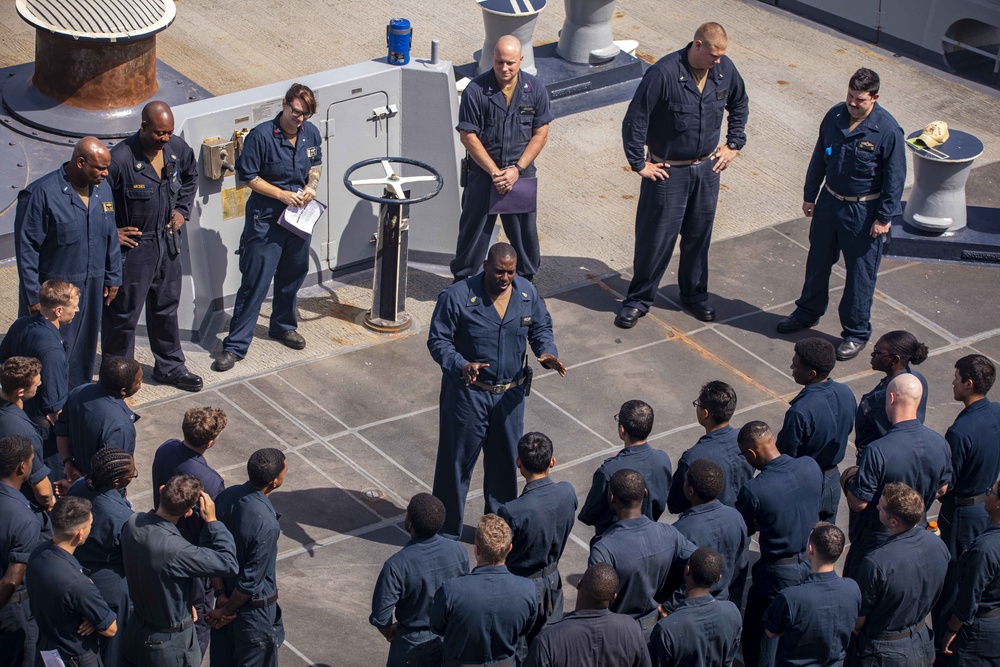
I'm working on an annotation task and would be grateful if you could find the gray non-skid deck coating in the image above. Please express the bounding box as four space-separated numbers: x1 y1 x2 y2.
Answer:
124 211 999 665
1 0 1000 664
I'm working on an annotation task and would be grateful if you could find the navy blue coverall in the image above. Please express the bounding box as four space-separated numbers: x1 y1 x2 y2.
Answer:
776 378 857 522
102 132 198 381
762 570 861 667
0 399 52 518
578 442 673 540
845 419 951 579
427 274 558 539
850 526 949 667
14 164 122 389
498 476 577 647
211 482 284 667
0 481 44 667
854 368 928 454
791 102 905 343
55 382 139 475
947 522 1000 667
120 511 238 667
524 609 650 667
0 314 69 449
671 499 749 607
369 534 470 667
27 541 116 667
452 69 553 281
736 454 823 667
223 114 322 358
620 44 748 312
648 595 742 667
589 516 697 640
67 479 134 667
932 397 1000 650
667 424 753 513
429 564 537 666
150 438 226 654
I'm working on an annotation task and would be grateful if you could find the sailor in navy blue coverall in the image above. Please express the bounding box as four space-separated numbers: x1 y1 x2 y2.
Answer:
14 137 122 389
780 68 905 361
215 84 323 371
933 355 1000 657
102 101 202 391
370 494 470 667
617 23 748 327
940 478 1000 666
429 244 564 539
776 339 857 523
452 35 553 282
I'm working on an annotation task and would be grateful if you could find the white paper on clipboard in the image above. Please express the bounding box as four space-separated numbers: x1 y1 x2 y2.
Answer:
277 199 326 239
40 650 67 667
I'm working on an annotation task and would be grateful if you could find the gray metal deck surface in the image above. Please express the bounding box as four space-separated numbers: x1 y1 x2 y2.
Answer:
124 200 1000 664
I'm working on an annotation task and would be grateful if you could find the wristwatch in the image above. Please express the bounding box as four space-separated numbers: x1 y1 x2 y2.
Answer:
514 164 526 175
727 142 740 151
62 456 76 465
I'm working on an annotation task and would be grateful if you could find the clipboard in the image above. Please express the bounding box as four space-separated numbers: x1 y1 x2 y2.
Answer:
489 176 537 215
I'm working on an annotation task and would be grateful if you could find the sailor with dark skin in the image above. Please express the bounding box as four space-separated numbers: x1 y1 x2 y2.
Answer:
15 137 122 389
102 101 201 392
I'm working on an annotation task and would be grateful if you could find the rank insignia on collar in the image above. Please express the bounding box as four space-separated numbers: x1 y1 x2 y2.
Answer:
524 83 531 91
103 202 114 212
470 296 477 303
521 292 528 298
170 154 176 160
135 163 143 170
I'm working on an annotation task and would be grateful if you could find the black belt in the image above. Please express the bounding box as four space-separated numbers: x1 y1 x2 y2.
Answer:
151 617 194 633
977 607 1000 619
470 375 525 395
446 656 515 667
956 492 988 506
877 623 925 641
137 228 170 239
246 591 279 609
764 554 802 566
526 563 558 580
648 151 716 166
638 609 659 631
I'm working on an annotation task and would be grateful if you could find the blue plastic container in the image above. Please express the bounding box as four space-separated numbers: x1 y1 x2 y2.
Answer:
387 18 412 66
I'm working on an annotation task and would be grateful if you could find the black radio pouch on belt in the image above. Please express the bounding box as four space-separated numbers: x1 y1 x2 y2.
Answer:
523 364 533 397
460 155 470 188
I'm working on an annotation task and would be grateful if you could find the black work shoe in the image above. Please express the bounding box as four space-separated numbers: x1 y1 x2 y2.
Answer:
212 352 240 373
268 330 306 350
683 302 716 322
615 307 644 329
153 371 204 393
776 316 813 334
836 340 867 361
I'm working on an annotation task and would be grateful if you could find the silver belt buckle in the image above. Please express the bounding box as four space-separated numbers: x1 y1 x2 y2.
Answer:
490 384 506 395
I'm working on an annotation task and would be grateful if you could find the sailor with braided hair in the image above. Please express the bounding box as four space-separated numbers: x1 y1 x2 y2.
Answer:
68 447 136 667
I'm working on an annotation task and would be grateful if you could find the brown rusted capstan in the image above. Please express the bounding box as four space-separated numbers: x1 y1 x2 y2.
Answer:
15 0 177 110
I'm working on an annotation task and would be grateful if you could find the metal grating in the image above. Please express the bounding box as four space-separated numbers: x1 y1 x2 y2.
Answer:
15 0 176 40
